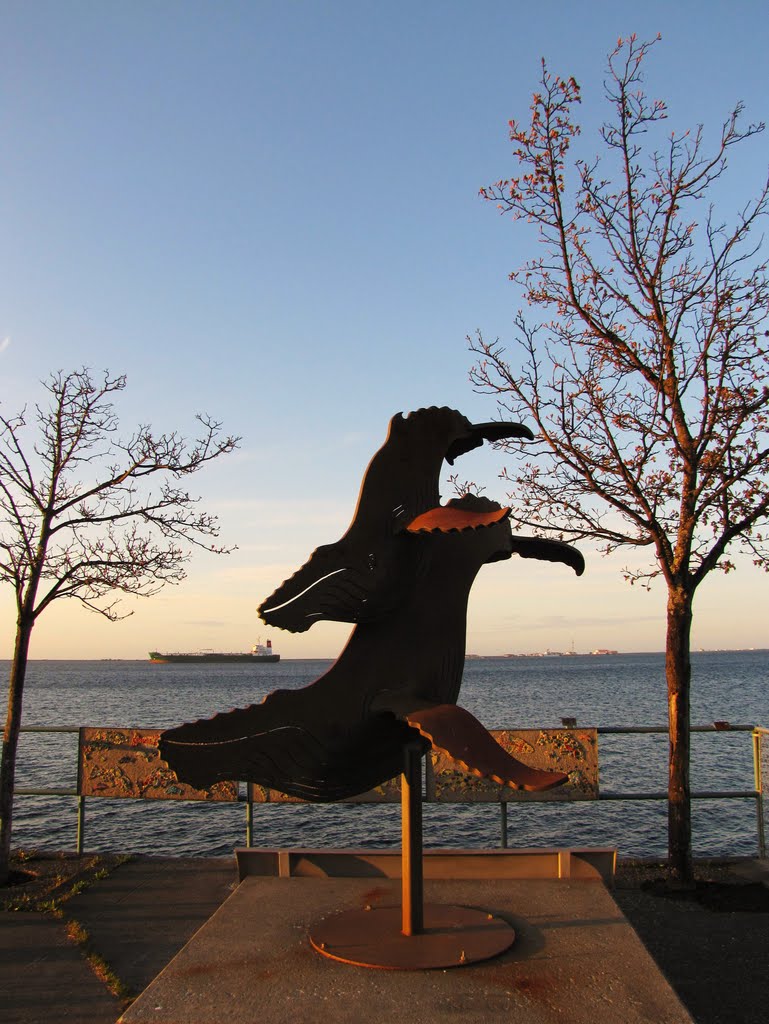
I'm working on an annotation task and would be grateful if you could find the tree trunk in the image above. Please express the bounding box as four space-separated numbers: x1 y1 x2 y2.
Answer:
0 615 34 885
665 584 694 884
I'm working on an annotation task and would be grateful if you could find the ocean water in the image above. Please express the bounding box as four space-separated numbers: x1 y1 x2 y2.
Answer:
5 651 768 859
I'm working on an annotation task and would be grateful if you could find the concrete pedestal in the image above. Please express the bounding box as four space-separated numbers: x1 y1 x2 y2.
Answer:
119 873 693 1024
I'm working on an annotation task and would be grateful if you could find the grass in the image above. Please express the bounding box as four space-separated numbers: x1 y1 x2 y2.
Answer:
64 915 134 1002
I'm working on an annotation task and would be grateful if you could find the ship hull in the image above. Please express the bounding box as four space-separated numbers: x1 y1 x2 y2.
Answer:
149 652 280 664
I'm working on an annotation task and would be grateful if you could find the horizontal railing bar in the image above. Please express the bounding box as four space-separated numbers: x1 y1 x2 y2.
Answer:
597 724 755 734
14 787 758 802
14 724 758 735
600 790 759 801
15 788 78 797
692 790 760 799
17 726 81 733
600 792 667 801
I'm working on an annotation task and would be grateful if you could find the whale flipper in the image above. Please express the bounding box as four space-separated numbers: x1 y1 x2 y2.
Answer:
258 547 369 633
158 686 417 802
159 694 566 799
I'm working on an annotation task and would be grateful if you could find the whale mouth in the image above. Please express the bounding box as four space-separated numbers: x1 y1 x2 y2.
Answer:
443 419 534 465
510 534 585 576
405 495 584 576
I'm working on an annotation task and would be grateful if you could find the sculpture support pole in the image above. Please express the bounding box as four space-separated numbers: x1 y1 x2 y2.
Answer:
401 741 424 936
311 735 516 968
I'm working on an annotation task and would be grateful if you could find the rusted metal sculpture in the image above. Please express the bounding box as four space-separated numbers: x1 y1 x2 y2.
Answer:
160 406 584 968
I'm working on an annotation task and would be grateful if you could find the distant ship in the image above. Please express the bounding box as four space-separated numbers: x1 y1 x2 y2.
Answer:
149 640 280 664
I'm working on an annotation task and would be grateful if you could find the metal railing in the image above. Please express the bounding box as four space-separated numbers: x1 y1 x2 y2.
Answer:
9 722 767 857
600 723 763 856
13 726 88 853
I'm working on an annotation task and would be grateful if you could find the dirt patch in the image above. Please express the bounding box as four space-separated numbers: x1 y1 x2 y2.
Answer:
615 857 741 887
4 868 36 888
694 881 769 912
615 857 769 912
637 877 769 912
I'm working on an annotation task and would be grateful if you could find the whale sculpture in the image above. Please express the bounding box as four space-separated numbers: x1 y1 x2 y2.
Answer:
160 406 584 801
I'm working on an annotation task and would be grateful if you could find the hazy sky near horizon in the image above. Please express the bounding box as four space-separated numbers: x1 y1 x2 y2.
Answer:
2 1 768 660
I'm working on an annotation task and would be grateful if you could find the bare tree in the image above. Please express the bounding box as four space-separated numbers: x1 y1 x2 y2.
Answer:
0 369 239 883
471 36 769 882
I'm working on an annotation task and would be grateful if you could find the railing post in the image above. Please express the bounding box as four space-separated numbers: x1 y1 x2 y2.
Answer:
500 801 508 848
246 795 253 848
753 730 766 859
76 795 85 855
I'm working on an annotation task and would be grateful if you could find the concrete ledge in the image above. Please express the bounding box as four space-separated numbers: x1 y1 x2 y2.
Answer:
236 846 617 883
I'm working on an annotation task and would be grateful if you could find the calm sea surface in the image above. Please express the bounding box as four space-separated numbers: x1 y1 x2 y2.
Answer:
6 651 768 859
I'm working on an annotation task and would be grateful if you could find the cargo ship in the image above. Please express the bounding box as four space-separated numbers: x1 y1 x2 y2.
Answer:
149 640 280 664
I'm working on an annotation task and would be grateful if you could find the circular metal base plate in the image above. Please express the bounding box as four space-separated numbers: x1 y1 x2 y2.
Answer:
309 904 515 970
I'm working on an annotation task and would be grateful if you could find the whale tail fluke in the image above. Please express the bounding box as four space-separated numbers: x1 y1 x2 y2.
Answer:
401 702 568 792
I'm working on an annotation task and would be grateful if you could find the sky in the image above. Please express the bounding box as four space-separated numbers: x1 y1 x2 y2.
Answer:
2 0 768 660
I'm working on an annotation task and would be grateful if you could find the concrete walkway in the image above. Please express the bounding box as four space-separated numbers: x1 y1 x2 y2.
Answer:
1 858 235 1024
0 911 123 1024
2 856 768 1024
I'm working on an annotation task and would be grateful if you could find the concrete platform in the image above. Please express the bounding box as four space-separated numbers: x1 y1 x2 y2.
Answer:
119 875 693 1024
